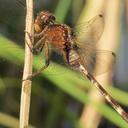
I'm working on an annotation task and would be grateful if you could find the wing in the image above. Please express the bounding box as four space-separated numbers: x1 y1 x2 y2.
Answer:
72 15 115 74
73 14 104 44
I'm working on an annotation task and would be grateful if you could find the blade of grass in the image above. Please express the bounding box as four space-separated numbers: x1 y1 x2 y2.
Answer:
0 112 34 128
54 0 72 22
0 36 128 126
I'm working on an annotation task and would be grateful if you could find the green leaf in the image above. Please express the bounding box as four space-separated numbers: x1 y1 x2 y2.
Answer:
0 35 128 127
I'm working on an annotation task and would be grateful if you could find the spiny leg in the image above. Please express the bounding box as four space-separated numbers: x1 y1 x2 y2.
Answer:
25 32 46 54
34 26 48 38
62 51 69 63
32 36 46 53
24 26 48 52
25 26 48 41
24 42 49 80
25 32 33 53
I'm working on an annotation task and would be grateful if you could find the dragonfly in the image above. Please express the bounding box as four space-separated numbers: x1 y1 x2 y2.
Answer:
23 11 128 123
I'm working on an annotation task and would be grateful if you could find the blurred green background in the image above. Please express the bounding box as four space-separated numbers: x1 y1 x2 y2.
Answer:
0 0 128 128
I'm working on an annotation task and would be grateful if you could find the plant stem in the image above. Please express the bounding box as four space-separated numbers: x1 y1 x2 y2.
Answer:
20 0 33 128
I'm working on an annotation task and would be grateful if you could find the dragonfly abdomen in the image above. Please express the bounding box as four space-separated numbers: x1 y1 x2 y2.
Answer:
68 49 81 68
78 64 128 123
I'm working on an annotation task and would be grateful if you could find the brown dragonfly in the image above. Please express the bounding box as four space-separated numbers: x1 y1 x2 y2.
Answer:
24 11 128 123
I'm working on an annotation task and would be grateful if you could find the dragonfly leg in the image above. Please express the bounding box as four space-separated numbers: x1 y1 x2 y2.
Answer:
23 42 49 81
25 26 48 39
25 32 46 53
34 26 48 38
25 31 34 53
25 28 48 53
32 36 46 53
62 51 68 63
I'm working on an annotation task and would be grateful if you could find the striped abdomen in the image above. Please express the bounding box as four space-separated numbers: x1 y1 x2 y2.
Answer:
68 48 128 123
68 49 81 69
79 64 128 123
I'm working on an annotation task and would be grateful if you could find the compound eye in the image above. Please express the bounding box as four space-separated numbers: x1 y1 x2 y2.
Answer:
41 15 45 20
50 15 55 21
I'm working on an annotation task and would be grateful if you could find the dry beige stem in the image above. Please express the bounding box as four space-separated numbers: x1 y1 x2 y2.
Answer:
79 0 121 128
20 0 33 128
78 1 105 128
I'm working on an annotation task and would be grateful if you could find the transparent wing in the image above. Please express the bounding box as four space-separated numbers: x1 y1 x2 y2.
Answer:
73 14 104 44
78 48 115 75
73 15 115 74
94 50 116 75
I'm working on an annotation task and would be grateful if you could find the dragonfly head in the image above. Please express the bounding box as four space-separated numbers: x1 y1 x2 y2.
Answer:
34 11 56 33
